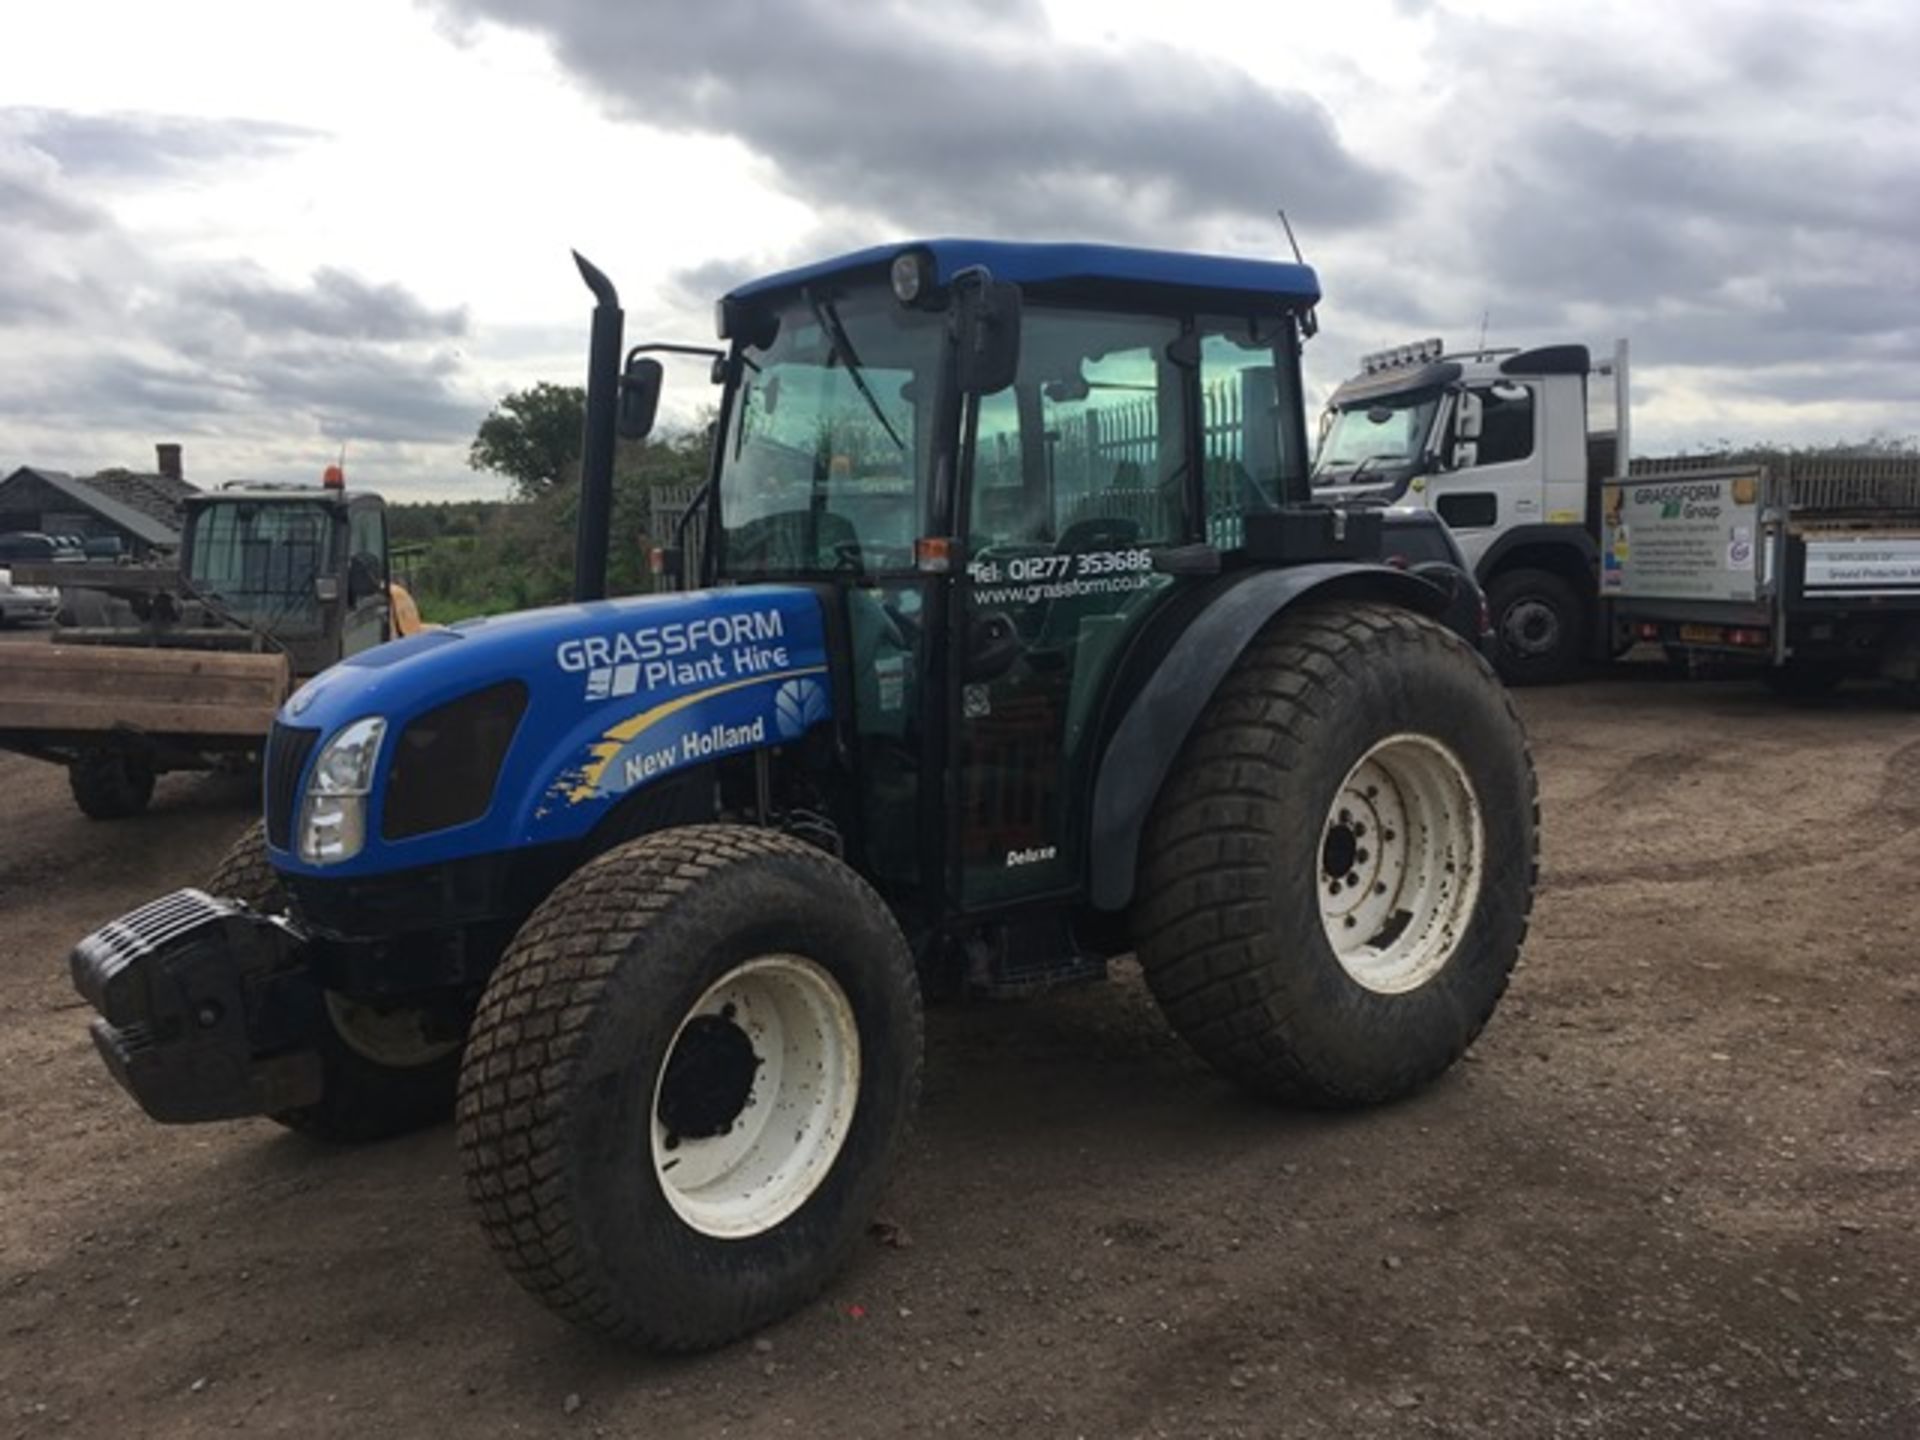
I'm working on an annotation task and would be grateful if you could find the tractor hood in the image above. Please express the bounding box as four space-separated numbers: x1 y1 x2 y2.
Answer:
267 585 832 877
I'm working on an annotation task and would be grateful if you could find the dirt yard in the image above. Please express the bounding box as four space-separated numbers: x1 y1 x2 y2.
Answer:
2 664 1916 1439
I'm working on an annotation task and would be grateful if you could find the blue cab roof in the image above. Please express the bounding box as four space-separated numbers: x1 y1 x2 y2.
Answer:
725 238 1320 309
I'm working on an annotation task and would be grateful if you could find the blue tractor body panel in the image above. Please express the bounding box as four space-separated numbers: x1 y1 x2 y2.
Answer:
726 237 1321 310
268 585 832 879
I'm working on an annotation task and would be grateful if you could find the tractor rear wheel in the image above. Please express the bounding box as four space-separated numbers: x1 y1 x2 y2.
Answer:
1134 602 1537 1106
206 821 463 1143
457 824 922 1352
69 752 155 820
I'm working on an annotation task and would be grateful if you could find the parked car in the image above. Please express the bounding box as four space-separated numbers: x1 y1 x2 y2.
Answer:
1378 506 1495 658
0 531 85 564
0 566 61 625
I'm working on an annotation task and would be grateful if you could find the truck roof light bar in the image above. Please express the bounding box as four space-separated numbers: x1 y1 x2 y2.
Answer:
1360 337 1445 374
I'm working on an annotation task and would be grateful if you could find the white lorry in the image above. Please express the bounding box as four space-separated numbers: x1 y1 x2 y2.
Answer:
1310 336 1630 683
1310 338 1920 694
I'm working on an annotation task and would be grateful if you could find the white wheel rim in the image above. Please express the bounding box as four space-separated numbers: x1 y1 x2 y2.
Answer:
650 954 860 1240
323 993 460 1068
1317 734 1485 995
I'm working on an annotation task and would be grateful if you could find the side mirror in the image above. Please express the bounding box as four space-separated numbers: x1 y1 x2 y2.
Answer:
617 356 664 440
346 555 384 605
954 275 1022 395
1454 390 1483 440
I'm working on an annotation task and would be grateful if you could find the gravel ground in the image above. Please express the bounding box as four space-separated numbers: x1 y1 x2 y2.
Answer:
1 662 1916 1438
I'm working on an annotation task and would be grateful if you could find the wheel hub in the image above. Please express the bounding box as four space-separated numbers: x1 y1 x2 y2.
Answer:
1502 598 1560 656
656 1014 759 1141
1318 734 1485 994
649 954 861 1239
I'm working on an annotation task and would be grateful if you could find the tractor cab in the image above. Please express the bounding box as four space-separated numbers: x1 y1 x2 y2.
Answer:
179 482 395 672
637 240 1321 923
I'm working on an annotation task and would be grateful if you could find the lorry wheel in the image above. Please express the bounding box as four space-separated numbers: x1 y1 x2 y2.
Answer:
1486 568 1585 685
458 825 922 1352
69 753 156 819
205 822 463 1143
1134 602 1537 1106
1762 660 1847 700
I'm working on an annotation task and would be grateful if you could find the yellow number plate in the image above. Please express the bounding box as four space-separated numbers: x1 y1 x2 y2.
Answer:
1679 624 1723 643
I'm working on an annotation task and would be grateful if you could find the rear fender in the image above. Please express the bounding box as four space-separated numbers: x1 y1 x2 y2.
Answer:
1086 563 1448 912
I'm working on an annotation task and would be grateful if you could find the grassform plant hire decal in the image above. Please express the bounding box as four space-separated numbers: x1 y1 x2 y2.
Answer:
545 599 829 807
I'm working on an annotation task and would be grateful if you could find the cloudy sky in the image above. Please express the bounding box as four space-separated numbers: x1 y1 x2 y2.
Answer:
3 0 1915 500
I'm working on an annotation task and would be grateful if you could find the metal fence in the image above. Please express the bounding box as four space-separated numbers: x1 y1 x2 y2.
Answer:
1630 454 1920 519
646 483 705 590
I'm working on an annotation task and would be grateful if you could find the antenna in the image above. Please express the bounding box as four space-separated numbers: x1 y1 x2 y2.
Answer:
1275 208 1319 339
1276 208 1306 266
1478 310 1490 354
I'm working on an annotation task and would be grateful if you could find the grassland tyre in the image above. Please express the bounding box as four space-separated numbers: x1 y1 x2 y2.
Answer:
457 824 922 1352
1487 567 1585 685
69 752 155 819
206 821 462 1143
1134 601 1537 1106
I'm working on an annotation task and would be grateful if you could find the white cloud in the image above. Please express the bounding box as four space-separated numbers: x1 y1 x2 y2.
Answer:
0 0 1913 498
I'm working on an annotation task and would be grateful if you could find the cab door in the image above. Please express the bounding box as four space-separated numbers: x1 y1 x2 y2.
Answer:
953 305 1186 907
340 499 391 656
1424 382 1542 571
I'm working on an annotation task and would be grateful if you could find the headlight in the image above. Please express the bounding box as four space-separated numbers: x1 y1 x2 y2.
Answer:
298 716 386 864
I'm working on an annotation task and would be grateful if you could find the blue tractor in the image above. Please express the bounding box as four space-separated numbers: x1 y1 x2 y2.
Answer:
69 240 1537 1350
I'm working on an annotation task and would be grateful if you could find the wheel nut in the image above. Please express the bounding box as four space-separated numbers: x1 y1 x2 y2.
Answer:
1329 881 1342 895
1383 829 1396 842
1356 849 1369 864
1344 917 1356 929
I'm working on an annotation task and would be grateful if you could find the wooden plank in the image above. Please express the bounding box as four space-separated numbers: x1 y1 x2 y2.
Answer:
0 645 288 740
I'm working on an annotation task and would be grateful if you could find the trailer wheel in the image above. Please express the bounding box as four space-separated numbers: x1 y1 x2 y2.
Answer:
1134 602 1537 1106
69 753 155 820
1486 568 1585 685
458 825 921 1352
205 821 462 1143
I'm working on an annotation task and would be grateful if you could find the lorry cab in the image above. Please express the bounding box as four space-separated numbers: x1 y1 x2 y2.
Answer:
1310 338 1629 682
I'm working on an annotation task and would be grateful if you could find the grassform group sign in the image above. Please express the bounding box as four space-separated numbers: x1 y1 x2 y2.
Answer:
1601 475 1764 603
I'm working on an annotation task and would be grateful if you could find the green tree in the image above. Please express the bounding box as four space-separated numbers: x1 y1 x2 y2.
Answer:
469 382 585 498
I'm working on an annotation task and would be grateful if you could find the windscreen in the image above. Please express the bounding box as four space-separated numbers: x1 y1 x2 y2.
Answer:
186 501 334 635
717 284 946 576
1313 391 1441 485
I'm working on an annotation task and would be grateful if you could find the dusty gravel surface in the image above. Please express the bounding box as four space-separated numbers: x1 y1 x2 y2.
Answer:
2 664 1916 1438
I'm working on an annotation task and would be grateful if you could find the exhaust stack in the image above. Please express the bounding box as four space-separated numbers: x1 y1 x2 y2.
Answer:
572 251 623 603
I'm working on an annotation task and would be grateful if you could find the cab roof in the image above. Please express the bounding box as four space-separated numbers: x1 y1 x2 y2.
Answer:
725 238 1321 310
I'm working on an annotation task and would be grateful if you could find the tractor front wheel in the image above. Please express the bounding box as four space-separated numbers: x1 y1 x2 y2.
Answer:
457 825 922 1352
1135 602 1537 1106
205 821 463 1142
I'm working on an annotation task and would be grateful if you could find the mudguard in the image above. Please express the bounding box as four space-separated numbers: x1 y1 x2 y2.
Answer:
1085 563 1448 912
268 586 832 879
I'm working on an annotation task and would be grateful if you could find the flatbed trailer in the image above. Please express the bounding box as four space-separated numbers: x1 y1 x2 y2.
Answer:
1602 456 1920 694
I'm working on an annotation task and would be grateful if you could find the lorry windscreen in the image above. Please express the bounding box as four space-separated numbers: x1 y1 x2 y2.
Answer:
1313 392 1441 484
186 501 334 635
716 284 946 577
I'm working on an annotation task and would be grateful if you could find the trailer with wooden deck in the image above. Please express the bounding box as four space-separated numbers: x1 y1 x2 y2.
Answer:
0 477 415 816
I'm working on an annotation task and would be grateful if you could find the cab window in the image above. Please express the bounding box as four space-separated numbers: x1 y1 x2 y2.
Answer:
1199 319 1306 547
968 307 1188 551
